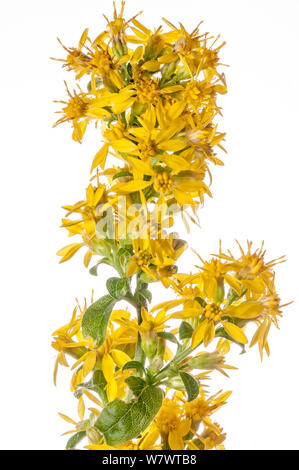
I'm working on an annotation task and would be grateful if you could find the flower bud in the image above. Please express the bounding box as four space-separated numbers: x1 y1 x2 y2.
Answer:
112 39 127 58
89 238 111 256
185 351 224 370
216 278 225 302
87 427 101 445
161 62 177 80
131 101 148 116
103 76 119 93
144 35 164 60
141 332 157 360
164 376 185 391
148 356 163 374
175 67 190 81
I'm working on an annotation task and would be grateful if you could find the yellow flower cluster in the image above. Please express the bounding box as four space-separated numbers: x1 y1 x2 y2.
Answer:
54 1 227 268
52 3 289 451
154 241 289 360
52 297 233 450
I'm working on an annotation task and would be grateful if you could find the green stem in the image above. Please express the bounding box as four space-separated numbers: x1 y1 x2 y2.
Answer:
121 271 151 368
123 292 138 309
123 274 148 367
134 303 146 366
152 345 193 384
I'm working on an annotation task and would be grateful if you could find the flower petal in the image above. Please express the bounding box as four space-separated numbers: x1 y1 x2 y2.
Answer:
222 322 248 344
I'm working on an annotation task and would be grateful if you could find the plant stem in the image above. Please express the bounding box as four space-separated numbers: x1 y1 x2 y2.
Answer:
123 275 149 367
134 303 146 366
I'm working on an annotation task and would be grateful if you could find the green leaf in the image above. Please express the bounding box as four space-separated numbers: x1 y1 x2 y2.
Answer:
65 431 86 450
95 385 164 446
117 247 133 259
139 270 156 283
179 372 199 402
90 370 108 404
195 297 207 308
157 332 178 344
82 295 116 345
112 170 133 180
226 287 242 306
138 288 152 303
93 370 108 387
77 370 108 403
106 277 128 299
122 361 145 376
173 343 192 363
179 321 194 340
89 264 100 276
89 258 111 276
125 377 146 396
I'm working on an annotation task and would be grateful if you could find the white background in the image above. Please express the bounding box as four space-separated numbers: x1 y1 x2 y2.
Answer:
1 0 298 450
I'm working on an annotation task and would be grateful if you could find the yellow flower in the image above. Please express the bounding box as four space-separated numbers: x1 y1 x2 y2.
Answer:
248 280 291 359
184 112 226 166
111 105 187 162
53 83 92 142
53 83 111 142
61 183 107 236
162 18 225 79
150 278 205 315
215 240 286 295
158 241 288 349
197 419 227 450
106 78 184 115
165 279 266 348
119 307 169 335
183 78 226 115
185 389 231 421
183 254 244 298
94 324 135 400
126 232 186 287
57 181 116 266
173 299 264 348
52 29 91 79
52 299 89 385
89 46 124 90
54 8 127 88
90 121 126 171
111 160 210 208
155 397 191 450
107 106 223 209
127 17 164 53
52 298 137 398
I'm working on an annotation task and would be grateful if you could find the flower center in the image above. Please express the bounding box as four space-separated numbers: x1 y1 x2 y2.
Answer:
136 249 152 266
204 303 222 322
185 398 210 421
155 401 182 435
91 49 113 74
138 140 156 160
64 95 88 120
154 172 173 194
136 79 160 104
239 254 265 278
184 81 215 109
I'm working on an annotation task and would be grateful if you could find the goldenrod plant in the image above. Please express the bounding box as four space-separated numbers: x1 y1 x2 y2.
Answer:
52 2 289 450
